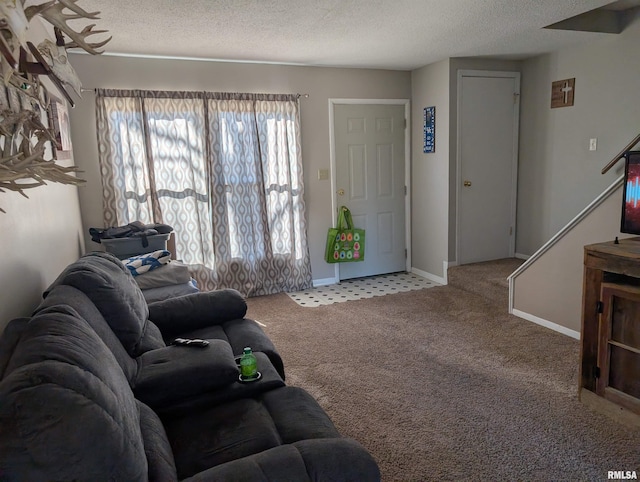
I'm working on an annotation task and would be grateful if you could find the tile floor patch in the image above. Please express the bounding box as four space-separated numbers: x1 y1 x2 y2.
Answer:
287 272 439 307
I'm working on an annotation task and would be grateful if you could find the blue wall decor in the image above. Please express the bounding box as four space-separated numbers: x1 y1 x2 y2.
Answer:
423 106 435 153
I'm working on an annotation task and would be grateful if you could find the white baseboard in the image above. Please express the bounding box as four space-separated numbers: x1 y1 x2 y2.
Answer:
411 267 447 285
313 277 337 287
515 252 530 260
511 308 580 340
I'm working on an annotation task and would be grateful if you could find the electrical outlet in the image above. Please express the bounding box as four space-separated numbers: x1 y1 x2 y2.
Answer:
589 138 597 151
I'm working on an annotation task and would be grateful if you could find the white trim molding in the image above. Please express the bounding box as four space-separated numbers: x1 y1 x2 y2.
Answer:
313 277 338 288
411 265 447 286
511 309 580 340
508 175 624 312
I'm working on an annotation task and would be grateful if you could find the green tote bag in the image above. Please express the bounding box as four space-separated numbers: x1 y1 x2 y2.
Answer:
324 206 365 263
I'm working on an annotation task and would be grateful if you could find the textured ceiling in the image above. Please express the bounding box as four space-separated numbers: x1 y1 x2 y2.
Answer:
69 0 621 70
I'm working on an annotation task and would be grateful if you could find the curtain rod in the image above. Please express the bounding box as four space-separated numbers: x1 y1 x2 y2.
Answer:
81 88 309 99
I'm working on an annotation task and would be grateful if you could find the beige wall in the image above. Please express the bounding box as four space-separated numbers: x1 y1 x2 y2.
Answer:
512 183 630 334
517 12 640 256
410 59 450 279
410 58 522 279
0 21 85 331
67 54 411 282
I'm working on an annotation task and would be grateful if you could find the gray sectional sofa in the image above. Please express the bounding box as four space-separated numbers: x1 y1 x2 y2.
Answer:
0 252 380 481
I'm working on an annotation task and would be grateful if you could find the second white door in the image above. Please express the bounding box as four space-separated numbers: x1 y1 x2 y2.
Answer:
457 72 520 265
333 103 406 280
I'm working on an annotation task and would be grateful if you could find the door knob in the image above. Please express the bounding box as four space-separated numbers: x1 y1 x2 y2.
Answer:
337 189 345 196
463 181 472 187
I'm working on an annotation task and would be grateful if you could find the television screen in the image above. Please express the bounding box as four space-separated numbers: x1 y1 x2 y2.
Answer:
621 151 640 234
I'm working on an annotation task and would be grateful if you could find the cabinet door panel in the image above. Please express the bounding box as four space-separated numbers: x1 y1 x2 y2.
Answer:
598 282 640 414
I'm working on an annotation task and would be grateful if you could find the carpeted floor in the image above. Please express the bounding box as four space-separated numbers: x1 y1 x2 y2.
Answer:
246 259 640 481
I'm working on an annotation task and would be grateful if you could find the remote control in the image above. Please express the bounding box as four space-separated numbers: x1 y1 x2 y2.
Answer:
172 338 209 348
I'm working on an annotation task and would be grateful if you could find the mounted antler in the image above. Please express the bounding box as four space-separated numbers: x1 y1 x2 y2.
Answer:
0 0 109 212
34 0 111 55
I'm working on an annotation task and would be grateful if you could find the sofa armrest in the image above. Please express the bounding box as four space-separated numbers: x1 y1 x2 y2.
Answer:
183 438 381 482
147 290 247 338
134 340 239 409
154 351 285 417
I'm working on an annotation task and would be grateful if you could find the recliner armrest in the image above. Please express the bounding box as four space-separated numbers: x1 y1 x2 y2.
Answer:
147 289 247 338
134 340 239 409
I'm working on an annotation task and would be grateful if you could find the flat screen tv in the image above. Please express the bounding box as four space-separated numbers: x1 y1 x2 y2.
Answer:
621 151 640 235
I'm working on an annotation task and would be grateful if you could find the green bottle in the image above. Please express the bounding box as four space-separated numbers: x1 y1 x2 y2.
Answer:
240 347 258 379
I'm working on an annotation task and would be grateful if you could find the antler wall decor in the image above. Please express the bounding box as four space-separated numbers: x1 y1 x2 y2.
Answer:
0 0 110 212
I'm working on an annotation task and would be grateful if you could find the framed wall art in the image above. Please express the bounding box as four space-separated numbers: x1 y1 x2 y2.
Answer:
48 96 73 160
423 106 435 153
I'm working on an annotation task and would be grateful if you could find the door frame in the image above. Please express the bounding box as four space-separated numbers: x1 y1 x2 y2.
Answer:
328 98 411 280
455 70 520 264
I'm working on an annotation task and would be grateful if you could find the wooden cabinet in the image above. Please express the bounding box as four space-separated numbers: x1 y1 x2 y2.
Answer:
580 237 640 425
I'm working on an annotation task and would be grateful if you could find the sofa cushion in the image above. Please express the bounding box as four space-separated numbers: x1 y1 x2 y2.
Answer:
35 285 139 382
164 398 282 479
138 401 178 482
188 439 381 482
260 387 341 443
138 319 166 353
0 309 147 481
186 444 312 481
0 317 29 380
163 386 340 479
154 351 285 417
43 252 157 356
134 340 239 409
180 318 284 379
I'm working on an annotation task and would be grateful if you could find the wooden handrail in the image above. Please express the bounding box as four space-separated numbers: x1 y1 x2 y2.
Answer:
601 132 640 174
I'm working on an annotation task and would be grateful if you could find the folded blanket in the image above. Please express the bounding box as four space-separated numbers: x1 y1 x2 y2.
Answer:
135 261 192 289
123 250 171 277
141 278 199 303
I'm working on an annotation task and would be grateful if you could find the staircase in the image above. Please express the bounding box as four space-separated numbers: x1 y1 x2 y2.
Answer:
507 133 640 338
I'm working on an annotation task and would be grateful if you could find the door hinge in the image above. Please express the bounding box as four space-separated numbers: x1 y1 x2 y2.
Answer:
596 301 604 314
594 366 601 379
404 185 407 195
405 248 407 258
509 226 513 235
404 118 407 129
513 93 520 104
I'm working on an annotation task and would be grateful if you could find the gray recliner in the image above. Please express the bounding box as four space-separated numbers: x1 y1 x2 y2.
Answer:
0 307 379 480
0 252 380 480
42 251 285 379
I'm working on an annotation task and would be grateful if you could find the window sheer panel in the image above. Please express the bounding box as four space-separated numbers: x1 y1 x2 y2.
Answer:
257 101 306 260
207 99 275 296
255 99 313 290
143 97 216 273
96 95 153 226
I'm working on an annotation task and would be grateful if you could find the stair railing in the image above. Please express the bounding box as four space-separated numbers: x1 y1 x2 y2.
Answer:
601 132 640 174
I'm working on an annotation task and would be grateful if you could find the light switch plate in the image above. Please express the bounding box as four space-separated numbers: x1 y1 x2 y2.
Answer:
589 138 597 151
318 169 329 181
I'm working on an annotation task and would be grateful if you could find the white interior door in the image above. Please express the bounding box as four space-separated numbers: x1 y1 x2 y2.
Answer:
457 71 520 265
333 103 406 280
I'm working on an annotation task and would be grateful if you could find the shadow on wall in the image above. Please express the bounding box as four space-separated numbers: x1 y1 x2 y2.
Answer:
0 230 87 335
0 263 46 334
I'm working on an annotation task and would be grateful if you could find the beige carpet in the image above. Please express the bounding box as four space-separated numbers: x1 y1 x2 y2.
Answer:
246 259 640 481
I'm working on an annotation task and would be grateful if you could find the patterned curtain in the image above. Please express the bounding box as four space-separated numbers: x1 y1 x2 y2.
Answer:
95 89 313 297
